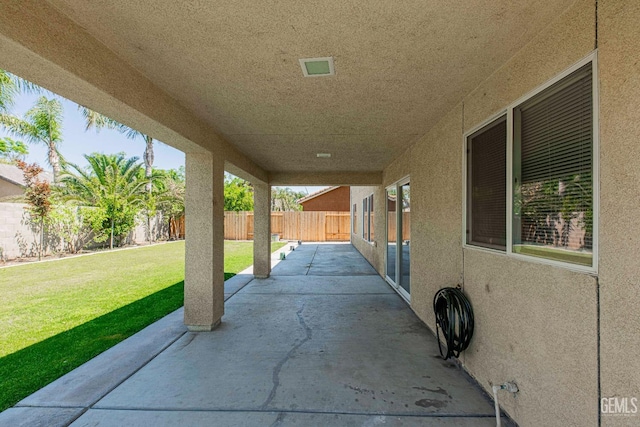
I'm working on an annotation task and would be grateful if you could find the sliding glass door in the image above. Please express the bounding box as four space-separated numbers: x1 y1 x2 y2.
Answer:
399 182 410 295
386 178 410 301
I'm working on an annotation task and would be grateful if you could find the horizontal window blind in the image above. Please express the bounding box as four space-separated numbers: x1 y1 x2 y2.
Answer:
515 63 593 263
362 197 369 240
468 117 507 249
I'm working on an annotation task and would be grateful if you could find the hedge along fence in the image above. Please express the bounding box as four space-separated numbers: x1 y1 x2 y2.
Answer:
0 203 174 261
224 211 351 242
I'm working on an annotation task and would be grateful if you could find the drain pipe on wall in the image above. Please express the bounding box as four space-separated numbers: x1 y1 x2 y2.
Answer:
492 381 519 427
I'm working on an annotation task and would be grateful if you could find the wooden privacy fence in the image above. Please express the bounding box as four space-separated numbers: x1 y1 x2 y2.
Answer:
169 216 185 240
224 211 351 241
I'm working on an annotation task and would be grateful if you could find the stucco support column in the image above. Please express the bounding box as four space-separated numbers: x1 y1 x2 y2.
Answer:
184 151 225 331
253 181 271 278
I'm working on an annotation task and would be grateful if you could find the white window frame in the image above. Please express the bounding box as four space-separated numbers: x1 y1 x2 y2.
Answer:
462 51 599 274
362 197 368 240
385 176 411 302
364 193 374 244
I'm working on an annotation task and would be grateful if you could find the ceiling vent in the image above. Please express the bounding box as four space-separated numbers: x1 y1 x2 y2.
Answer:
299 57 335 77
316 153 331 158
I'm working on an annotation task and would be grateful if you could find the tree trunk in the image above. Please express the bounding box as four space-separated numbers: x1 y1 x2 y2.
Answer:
147 212 152 244
48 142 61 183
39 217 44 261
144 135 154 194
110 217 114 250
144 135 154 244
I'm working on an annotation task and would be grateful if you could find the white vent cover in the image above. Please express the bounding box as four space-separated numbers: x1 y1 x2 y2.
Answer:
299 57 335 77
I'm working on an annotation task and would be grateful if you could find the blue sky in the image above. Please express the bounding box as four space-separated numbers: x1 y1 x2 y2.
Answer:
2 92 326 195
2 93 185 171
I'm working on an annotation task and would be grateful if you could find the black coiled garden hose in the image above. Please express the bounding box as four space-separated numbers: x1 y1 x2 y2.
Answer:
433 287 474 360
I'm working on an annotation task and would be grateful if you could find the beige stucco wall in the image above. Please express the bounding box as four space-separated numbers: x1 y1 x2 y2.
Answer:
460 1 598 425
350 186 385 274
598 2 640 426
252 181 271 278
352 1 640 425
184 152 225 331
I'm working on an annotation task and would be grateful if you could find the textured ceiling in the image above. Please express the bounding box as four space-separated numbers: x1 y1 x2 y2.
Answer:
46 0 577 173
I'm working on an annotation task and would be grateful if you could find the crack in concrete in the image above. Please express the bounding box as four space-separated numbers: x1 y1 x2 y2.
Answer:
260 304 313 410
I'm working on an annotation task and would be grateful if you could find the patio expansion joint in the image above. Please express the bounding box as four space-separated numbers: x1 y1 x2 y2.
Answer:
260 303 313 410
304 245 320 275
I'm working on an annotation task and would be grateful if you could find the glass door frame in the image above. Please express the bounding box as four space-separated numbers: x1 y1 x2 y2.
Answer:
385 176 411 302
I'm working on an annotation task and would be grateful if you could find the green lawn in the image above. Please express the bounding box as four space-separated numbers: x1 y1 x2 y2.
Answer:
0 240 286 411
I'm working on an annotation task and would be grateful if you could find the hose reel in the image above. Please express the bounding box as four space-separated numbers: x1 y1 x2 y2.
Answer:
433 287 474 360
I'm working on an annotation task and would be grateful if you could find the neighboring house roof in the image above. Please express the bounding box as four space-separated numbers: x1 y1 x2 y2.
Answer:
297 186 340 204
0 163 53 187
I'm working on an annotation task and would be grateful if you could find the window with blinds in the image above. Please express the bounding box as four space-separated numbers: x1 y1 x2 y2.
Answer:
362 197 369 240
513 63 593 266
463 58 596 270
467 116 507 250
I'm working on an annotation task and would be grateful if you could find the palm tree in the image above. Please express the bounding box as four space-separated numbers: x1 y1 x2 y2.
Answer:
0 70 20 114
80 107 161 242
0 96 64 182
58 153 148 249
80 107 156 193
1 68 49 114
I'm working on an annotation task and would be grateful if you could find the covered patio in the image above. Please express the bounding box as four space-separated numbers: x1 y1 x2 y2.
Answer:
2 1 640 425
1 244 511 426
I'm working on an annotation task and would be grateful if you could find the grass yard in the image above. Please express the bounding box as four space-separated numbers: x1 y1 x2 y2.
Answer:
0 239 286 411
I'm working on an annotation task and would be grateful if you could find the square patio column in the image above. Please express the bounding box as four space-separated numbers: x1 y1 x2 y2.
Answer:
184 151 225 331
253 181 271 278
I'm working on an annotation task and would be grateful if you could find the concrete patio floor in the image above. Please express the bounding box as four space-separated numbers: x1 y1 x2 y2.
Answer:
1 243 513 426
